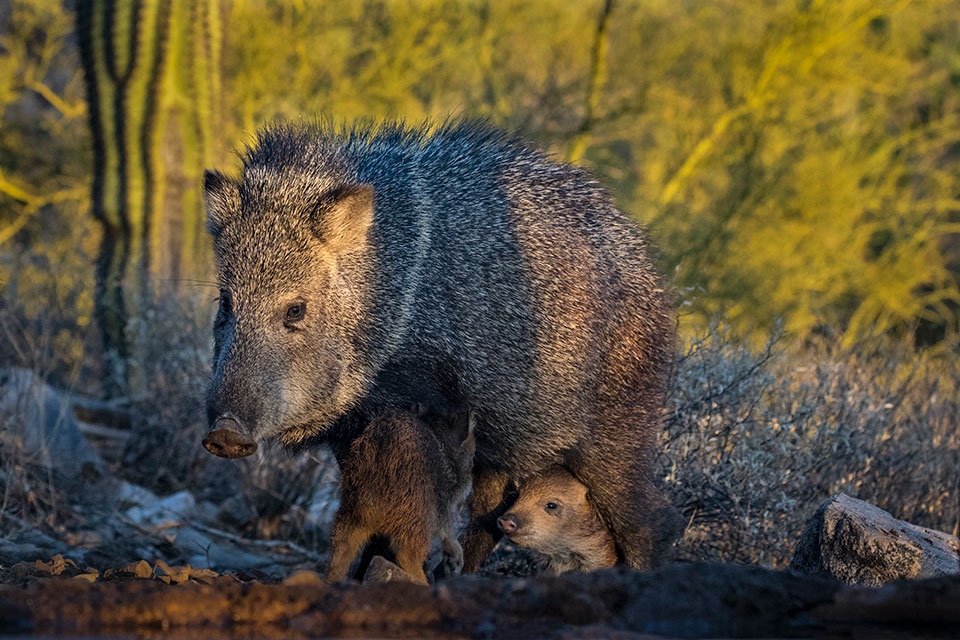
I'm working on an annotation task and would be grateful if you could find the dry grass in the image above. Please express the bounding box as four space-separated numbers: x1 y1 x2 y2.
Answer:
662 323 960 568
0 293 339 552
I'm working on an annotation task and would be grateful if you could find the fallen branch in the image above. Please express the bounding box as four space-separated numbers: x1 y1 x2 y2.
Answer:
183 520 325 564
68 394 134 430
76 421 130 441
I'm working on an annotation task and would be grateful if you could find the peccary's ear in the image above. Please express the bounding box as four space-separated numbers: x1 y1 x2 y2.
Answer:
313 183 375 250
203 170 240 237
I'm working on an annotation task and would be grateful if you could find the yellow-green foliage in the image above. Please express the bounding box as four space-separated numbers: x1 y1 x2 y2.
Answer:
3 0 960 366
207 0 960 347
0 0 93 375
619 0 960 345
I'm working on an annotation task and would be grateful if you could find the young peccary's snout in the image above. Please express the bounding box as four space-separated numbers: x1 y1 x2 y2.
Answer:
498 466 616 574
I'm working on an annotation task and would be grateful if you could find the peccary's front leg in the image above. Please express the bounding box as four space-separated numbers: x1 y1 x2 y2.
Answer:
460 469 516 573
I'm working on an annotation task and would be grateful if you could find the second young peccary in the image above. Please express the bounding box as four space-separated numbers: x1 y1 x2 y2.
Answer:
325 409 475 584
497 466 617 574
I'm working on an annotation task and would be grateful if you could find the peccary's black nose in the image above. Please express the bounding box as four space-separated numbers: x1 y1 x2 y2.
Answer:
498 514 518 534
202 417 257 458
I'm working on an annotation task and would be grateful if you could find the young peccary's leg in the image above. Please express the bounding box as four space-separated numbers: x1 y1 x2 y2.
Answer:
326 514 372 583
573 453 682 571
434 515 464 579
392 533 431 585
460 469 515 573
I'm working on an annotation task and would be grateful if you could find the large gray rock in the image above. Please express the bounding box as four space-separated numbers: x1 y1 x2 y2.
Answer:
791 493 960 586
0 368 103 476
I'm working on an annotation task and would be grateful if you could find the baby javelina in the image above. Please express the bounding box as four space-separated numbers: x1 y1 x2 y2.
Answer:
325 408 476 584
498 466 617 574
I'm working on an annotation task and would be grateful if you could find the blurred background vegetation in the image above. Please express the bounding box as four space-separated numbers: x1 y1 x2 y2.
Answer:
1 0 959 391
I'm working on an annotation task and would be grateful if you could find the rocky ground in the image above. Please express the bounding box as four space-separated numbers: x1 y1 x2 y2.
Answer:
0 561 959 638
1 367 958 638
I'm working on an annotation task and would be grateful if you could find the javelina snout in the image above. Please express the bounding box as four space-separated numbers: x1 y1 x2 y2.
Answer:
497 514 519 534
202 416 258 458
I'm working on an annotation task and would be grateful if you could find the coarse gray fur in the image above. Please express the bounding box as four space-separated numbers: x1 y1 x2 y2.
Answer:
203 118 682 570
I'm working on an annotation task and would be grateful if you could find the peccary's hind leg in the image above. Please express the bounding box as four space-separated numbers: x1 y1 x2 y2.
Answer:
573 454 682 571
326 514 372 583
460 469 516 573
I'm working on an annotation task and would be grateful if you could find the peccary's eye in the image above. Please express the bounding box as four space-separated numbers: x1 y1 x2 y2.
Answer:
218 291 232 315
285 302 306 324
545 502 558 512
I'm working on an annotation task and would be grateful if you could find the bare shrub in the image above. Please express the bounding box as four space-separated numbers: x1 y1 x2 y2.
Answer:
661 323 960 568
0 304 94 533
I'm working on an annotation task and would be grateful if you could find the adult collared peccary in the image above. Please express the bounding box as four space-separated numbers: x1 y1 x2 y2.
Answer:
326 408 475 584
497 466 616 574
201 120 682 571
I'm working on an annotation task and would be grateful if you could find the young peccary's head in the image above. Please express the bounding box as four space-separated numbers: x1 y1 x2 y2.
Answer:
497 467 617 574
201 131 383 458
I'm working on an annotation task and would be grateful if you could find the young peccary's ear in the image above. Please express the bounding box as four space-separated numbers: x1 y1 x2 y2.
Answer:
312 183 375 250
452 410 476 446
203 170 240 236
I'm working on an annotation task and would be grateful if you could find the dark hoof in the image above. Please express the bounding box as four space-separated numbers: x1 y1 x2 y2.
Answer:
202 418 257 458
433 555 464 580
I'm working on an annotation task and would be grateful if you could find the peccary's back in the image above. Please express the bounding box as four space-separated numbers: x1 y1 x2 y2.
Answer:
344 123 673 476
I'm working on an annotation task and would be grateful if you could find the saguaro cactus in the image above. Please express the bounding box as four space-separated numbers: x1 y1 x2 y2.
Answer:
76 0 172 396
75 0 225 396
152 0 225 282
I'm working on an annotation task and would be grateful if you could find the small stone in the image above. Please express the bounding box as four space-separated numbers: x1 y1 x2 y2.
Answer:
115 481 159 509
34 554 77 576
216 495 257 529
123 559 154 579
362 556 420 585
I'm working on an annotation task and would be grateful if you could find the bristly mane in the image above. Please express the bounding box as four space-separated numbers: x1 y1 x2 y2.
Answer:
237 117 603 192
